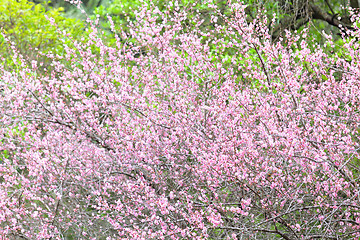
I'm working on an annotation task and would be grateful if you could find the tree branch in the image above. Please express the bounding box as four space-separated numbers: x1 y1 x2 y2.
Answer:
271 2 356 41
310 3 354 33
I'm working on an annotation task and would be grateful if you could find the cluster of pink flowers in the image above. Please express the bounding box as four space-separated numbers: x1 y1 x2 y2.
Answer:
0 1 359 239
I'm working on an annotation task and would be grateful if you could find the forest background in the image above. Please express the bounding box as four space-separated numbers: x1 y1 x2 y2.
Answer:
0 0 360 239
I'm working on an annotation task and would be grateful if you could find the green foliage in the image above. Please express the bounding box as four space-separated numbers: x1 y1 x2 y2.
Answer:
0 0 85 70
93 0 142 35
93 0 230 41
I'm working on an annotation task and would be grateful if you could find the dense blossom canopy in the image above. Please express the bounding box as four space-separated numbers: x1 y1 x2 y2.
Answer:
0 1 360 239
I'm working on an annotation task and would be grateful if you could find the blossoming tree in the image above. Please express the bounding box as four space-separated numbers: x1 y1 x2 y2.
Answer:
0 1 360 239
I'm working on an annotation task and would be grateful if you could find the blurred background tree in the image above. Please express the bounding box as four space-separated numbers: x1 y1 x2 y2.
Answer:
24 0 359 40
0 0 87 71
31 0 360 40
